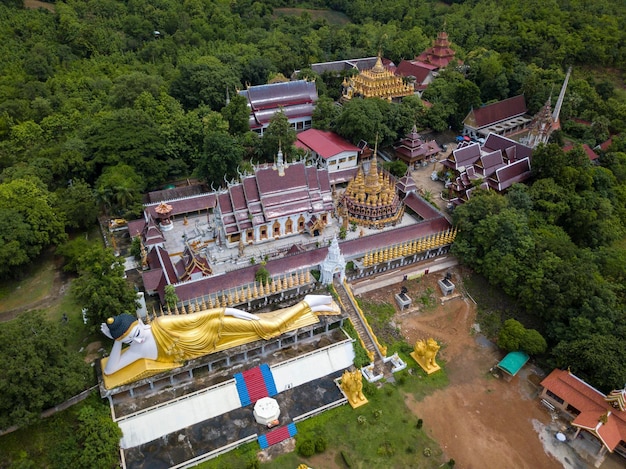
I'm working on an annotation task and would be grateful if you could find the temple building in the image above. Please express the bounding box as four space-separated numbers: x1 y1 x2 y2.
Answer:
540 369 626 464
295 129 362 185
462 95 531 140
441 133 533 205
396 30 460 95
238 80 318 135
523 67 572 148
393 125 442 169
416 31 458 69
340 149 404 229
215 157 335 245
341 55 414 102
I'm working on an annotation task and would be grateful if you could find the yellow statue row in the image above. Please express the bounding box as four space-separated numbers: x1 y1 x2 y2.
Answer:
340 369 368 408
410 338 441 375
145 270 312 322
362 228 458 266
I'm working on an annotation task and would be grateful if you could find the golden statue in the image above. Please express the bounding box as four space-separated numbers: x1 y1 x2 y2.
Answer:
410 338 441 374
340 369 367 408
100 295 341 389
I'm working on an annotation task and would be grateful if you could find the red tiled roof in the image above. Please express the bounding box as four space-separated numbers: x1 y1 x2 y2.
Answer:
564 143 598 161
403 192 444 220
443 143 481 171
483 133 532 161
145 194 216 219
541 369 626 452
329 167 358 185
464 96 527 129
597 138 613 152
296 129 360 159
488 158 531 191
396 60 437 84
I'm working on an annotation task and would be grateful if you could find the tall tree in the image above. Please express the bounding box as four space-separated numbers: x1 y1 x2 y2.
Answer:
261 110 297 161
0 178 66 279
221 94 250 136
195 131 244 186
70 245 138 330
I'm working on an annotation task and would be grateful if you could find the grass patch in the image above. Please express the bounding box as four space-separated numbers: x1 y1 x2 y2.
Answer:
355 298 403 345
0 250 57 314
200 370 447 469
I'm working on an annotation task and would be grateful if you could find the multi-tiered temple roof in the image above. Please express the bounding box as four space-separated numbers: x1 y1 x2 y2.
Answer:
415 31 458 69
342 56 413 102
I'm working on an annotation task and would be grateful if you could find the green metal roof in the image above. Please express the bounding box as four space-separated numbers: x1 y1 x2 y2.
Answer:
497 351 529 376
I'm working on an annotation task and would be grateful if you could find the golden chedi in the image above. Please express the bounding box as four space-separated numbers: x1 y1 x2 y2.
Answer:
341 148 404 229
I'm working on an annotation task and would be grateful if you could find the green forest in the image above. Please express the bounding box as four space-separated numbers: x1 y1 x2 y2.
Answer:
1 0 626 464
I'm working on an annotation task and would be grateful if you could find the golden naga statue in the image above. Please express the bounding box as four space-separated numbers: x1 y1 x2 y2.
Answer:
100 295 341 389
410 338 441 374
340 369 367 408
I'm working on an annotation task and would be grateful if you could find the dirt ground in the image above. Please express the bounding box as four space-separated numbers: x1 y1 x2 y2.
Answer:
355 269 566 469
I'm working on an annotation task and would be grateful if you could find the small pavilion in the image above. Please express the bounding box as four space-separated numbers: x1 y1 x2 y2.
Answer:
393 125 442 169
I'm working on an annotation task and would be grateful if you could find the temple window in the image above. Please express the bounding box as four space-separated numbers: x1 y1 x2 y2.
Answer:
298 215 305 231
260 226 268 239
286 218 293 234
247 229 254 241
273 221 281 237
230 233 240 243
321 214 327 224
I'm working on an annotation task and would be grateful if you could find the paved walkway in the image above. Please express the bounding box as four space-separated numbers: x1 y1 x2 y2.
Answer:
351 256 459 295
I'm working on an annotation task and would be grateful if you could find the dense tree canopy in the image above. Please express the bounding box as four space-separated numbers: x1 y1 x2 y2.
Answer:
1 0 626 397
0 311 91 429
452 142 626 391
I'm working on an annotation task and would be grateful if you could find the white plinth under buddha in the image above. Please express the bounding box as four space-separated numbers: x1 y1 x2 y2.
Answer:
253 397 280 425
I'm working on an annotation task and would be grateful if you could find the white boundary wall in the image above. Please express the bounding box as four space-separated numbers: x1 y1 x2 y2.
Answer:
117 338 354 449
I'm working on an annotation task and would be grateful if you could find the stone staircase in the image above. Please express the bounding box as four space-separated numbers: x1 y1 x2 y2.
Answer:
334 280 391 378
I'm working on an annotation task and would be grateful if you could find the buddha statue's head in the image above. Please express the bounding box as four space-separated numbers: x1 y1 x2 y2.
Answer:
106 314 140 343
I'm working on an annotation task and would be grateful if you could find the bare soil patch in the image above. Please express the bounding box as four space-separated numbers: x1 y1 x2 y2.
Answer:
23 0 55 12
358 269 563 469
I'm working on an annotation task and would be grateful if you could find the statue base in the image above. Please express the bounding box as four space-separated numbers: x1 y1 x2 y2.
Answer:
410 352 441 375
346 395 369 409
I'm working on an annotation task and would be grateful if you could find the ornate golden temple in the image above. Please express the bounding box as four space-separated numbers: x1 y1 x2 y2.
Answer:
340 149 404 229
341 55 414 102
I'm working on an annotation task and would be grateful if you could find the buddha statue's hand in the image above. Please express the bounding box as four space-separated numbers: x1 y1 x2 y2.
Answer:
224 308 260 321
100 323 114 339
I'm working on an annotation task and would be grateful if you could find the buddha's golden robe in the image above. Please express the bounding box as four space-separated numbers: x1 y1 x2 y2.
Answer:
152 302 318 363
102 301 326 389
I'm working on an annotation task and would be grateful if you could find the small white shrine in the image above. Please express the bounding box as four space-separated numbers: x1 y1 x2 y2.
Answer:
320 237 345 285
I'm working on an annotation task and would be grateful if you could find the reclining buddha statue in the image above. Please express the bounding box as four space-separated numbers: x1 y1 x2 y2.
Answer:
100 295 341 389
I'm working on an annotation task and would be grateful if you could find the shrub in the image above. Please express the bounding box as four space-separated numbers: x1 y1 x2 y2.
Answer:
357 415 367 425
341 450 353 468
423 447 432 457
377 441 395 457
448 459 456 467
314 436 327 453
296 439 315 457
416 418 423 429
